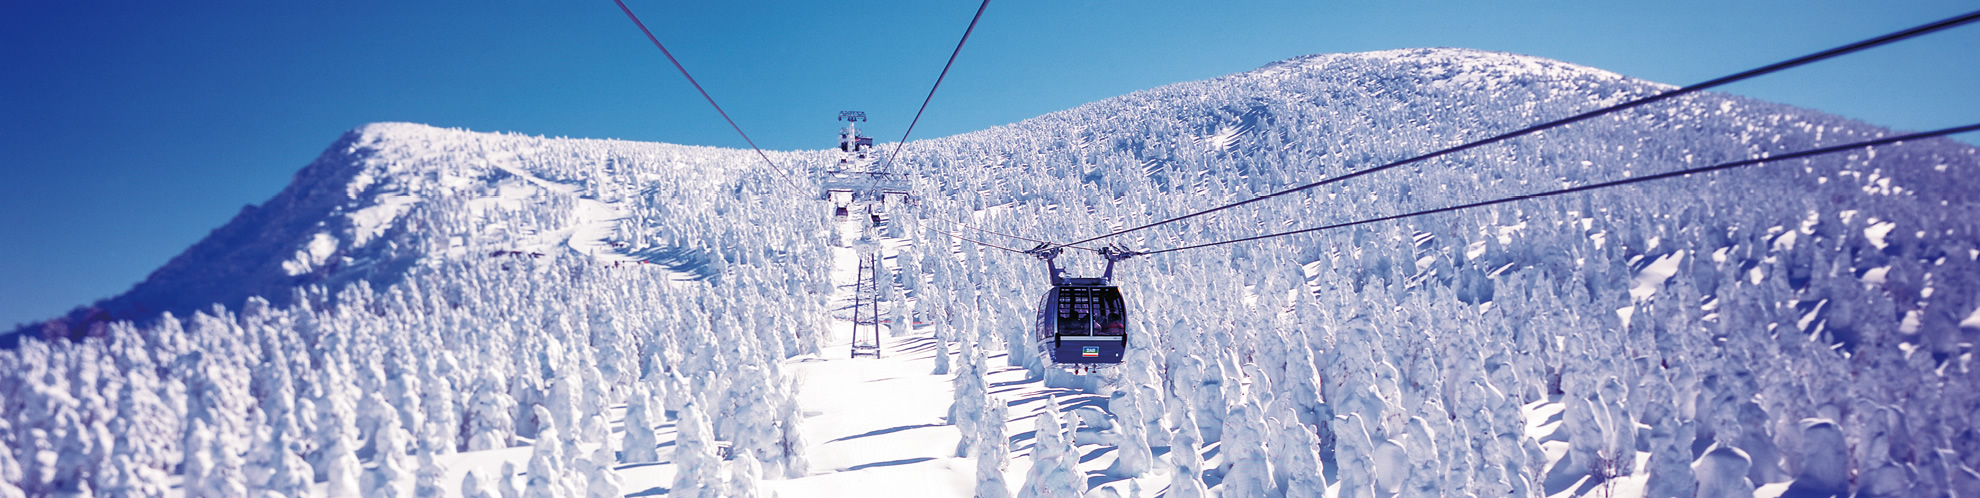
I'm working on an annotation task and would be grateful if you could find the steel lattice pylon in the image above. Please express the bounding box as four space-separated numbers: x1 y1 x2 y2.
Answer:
849 253 883 358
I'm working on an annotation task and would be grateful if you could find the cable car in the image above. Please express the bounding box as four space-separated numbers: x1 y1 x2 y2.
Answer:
1029 246 1135 366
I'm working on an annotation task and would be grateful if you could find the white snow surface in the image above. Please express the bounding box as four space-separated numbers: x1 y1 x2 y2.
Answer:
6 48 1980 497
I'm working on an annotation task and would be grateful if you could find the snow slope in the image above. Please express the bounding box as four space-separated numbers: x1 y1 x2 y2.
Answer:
4 47 1980 496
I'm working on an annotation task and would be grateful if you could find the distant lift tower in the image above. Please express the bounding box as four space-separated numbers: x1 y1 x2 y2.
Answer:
821 111 912 219
849 253 883 358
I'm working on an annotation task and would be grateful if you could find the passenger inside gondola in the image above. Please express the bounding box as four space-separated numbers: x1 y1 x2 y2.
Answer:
1062 311 1091 336
1102 313 1125 335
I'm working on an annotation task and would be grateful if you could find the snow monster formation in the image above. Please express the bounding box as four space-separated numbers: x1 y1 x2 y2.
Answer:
3 48 1978 495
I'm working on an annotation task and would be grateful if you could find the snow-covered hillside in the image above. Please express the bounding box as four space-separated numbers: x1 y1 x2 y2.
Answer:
4 47 1979 496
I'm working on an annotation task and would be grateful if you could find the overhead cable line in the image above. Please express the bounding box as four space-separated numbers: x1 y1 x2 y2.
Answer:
911 218 1030 254
880 0 993 172
1133 123 1980 256
611 0 794 186
878 0 1072 252
1052 8 1980 250
934 217 1066 248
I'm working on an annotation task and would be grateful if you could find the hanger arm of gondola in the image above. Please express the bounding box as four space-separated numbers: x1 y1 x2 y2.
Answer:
1132 122 1980 256
1049 8 1980 251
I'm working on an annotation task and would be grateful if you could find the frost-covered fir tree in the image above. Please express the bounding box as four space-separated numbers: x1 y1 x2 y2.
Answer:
420 367 459 454
363 405 416 497
110 360 175 476
49 410 94 496
578 454 623 498
950 339 987 457
181 415 218 494
932 333 952 375
1104 383 1153 478
322 428 363 497
576 358 612 453
466 369 517 451
0 440 22 498
671 401 722 498
1218 399 1274 496
1694 444 1757 497
356 390 396 460
496 460 522 498
773 377 811 479
1165 396 1208 498
725 452 763 498
412 449 447 497
460 469 497 498
262 416 316 498
1275 415 1329 498
621 384 661 464
1019 398 1084 498
523 405 569 498
97 453 166 498
975 397 1012 498
721 361 778 471
311 363 360 482
542 357 583 459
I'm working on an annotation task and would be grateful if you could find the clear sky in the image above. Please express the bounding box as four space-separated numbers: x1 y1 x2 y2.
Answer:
2 0 1976 328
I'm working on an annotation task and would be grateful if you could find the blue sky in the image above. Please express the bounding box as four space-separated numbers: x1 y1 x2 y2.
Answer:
2 0 1976 328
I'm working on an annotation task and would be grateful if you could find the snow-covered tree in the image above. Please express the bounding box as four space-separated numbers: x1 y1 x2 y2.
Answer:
931 334 952 375
322 428 363 497
725 452 762 498
1275 415 1328 498
49 410 94 496
95 453 165 498
412 449 447 497
0 451 21 498
465 370 516 451
620 384 661 464
420 367 459 455
577 454 623 498
576 358 612 452
460 469 497 498
975 397 1012 498
1104 381 1153 478
1694 444 1757 498
362 404 416 497
720 361 777 470
523 405 568 498
183 417 248 498
1165 396 1208 498
110 361 175 476
495 460 522 498
950 339 987 457
1019 397 1084 498
180 419 214 497
670 401 722 498
1218 399 1274 496
262 414 316 498
772 377 810 479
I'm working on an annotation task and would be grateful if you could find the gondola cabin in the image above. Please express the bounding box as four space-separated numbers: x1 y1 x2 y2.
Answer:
1028 246 1135 366
1034 284 1127 364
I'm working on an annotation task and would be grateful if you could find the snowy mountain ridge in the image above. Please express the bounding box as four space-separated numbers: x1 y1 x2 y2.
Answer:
4 47 1980 496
